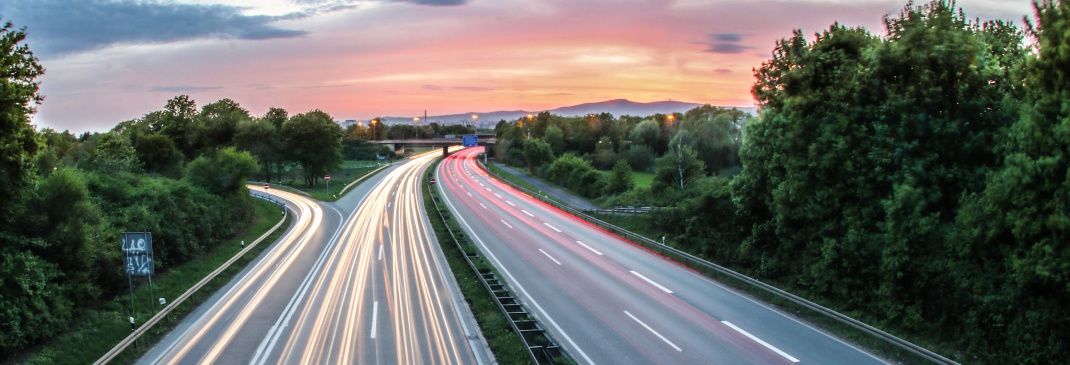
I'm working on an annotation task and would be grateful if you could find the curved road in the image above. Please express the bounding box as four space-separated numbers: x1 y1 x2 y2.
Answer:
141 151 488 365
436 146 887 365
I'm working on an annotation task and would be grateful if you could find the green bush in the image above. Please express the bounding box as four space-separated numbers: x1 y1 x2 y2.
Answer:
545 153 605 198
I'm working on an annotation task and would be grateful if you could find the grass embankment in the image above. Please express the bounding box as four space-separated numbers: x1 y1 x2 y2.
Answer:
421 163 533 364
279 160 385 201
20 198 290 365
484 162 569 208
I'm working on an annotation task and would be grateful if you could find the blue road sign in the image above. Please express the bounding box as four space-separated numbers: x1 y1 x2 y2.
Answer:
122 232 154 276
462 134 478 147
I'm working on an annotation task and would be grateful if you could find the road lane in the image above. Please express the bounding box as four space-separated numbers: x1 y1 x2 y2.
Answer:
142 151 488 365
436 146 887 365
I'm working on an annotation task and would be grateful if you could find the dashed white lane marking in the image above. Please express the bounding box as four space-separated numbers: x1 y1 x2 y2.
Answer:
722 321 800 363
576 241 603 256
500 219 513 229
479 203 488 210
539 249 562 266
543 222 562 233
624 310 681 352
370 301 379 339
630 270 674 294
521 209 534 217
507 201 516 207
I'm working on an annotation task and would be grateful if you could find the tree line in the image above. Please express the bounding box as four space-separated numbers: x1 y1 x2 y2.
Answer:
495 1 1069 363
0 21 353 356
340 119 474 161
493 106 747 200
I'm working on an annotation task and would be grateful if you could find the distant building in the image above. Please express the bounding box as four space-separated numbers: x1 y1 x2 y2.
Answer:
341 119 357 127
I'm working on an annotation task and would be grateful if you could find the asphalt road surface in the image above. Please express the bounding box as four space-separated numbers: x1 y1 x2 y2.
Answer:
141 150 488 365
436 146 888 365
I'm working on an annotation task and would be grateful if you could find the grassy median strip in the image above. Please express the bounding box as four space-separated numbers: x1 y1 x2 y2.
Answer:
421 164 533 365
20 198 290 365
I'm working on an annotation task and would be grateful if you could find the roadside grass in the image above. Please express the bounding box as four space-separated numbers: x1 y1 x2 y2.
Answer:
485 162 569 207
421 162 536 365
20 198 290 365
277 160 385 201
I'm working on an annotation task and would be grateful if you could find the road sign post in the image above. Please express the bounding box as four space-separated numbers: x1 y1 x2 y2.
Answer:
325 174 331 194
122 232 154 322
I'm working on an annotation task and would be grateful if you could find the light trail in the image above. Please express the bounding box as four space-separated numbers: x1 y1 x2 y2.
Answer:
144 149 483 365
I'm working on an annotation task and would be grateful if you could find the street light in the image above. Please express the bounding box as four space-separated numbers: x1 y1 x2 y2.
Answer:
413 116 420 123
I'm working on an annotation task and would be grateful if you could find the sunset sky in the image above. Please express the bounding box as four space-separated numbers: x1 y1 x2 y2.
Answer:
5 0 1034 132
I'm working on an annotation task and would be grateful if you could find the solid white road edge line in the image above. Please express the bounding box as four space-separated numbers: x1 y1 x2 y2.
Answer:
623 310 682 352
721 321 800 363
539 249 562 266
630 270 674 294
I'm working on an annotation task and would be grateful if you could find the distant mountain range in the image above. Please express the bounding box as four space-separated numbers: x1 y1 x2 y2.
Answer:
359 99 755 127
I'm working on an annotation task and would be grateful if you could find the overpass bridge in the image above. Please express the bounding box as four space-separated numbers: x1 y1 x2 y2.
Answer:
371 136 496 156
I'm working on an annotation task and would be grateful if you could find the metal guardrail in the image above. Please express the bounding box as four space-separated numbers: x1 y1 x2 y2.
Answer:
425 168 566 365
583 206 652 215
94 193 290 364
480 158 958 365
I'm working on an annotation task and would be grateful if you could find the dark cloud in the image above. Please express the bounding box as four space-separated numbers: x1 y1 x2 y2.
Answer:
1 0 308 58
150 85 222 93
702 32 752 54
711 33 743 42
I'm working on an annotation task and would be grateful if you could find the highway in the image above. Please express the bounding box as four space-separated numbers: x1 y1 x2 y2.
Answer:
436 146 888 365
141 150 488 364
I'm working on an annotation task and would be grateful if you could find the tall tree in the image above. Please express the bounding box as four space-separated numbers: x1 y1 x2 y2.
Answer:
159 95 198 157
0 22 43 212
194 98 250 153
235 119 280 182
951 1 1070 362
282 110 343 187
605 159 635 195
